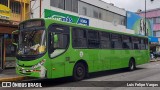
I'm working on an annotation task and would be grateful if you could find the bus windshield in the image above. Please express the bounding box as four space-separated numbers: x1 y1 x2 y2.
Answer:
18 29 46 55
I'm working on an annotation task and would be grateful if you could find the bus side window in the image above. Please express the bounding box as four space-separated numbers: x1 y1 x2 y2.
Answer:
140 38 146 50
132 37 140 49
100 32 110 49
72 28 87 48
87 30 100 48
111 34 122 49
122 35 132 49
145 38 149 49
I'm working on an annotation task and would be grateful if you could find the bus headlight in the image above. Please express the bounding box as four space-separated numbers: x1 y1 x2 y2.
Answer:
32 59 46 69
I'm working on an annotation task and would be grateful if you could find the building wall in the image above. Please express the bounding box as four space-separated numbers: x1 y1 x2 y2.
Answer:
138 9 160 31
127 11 153 36
31 0 134 34
138 8 160 51
80 0 126 16
0 0 30 24
0 0 30 68
138 9 160 36
139 9 160 18
154 24 160 31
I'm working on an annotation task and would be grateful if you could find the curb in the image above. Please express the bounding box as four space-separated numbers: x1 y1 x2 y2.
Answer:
0 76 27 82
150 59 160 62
150 60 157 62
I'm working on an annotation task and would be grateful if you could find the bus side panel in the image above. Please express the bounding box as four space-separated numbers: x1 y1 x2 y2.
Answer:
90 49 102 72
121 50 132 68
139 50 150 65
145 50 150 63
100 49 110 70
133 50 140 65
110 50 122 69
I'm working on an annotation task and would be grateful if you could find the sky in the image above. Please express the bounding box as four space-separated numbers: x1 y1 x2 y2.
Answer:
102 0 160 12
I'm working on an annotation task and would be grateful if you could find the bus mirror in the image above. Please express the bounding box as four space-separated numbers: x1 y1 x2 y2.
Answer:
12 30 19 46
54 34 58 43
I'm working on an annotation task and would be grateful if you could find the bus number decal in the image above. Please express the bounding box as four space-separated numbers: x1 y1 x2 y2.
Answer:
80 51 84 58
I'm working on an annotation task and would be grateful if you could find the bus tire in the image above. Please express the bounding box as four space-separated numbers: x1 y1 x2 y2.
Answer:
128 59 136 71
73 63 86 81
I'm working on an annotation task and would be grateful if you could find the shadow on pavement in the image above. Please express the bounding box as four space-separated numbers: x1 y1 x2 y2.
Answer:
19 67 145 87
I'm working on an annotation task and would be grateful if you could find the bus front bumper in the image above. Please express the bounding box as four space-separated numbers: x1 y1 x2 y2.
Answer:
16 66 46 78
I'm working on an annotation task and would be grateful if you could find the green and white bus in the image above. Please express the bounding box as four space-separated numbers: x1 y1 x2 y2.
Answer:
14 18 149 81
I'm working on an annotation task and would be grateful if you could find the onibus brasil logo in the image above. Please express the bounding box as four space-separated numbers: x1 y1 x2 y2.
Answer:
1 82 42 88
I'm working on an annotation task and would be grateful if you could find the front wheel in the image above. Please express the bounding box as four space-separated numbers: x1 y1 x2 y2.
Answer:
73 63 86 81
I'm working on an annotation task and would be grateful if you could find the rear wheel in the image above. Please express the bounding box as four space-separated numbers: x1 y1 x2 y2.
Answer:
73 63 86 81
128 59 136 71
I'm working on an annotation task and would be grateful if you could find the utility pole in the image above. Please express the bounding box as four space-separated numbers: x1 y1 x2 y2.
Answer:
145 0 147 36
145 0 154 36
40 0 42 18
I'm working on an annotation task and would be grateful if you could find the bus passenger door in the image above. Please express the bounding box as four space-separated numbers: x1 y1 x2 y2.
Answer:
48 25 70 78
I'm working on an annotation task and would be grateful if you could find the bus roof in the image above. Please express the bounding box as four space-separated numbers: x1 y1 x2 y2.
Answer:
21 18 148 38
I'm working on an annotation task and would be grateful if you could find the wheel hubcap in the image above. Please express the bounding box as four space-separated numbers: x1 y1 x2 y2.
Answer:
77 67 84 77
130 62 134 70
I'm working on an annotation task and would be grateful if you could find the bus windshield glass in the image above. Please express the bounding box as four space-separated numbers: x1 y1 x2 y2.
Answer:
18 29 46 55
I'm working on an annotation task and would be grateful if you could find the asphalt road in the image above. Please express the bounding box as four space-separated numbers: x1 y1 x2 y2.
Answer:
1 61 160 90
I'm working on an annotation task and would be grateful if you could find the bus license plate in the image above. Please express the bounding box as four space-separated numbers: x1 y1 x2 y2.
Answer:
22 70 26 73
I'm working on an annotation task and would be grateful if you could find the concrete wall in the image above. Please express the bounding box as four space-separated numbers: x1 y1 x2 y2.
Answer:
80 0 126 16
138 9 160 31
31 0 134 34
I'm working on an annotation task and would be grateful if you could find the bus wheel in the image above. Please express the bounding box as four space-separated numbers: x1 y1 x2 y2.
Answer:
73 63 86 81
128 59 136 71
